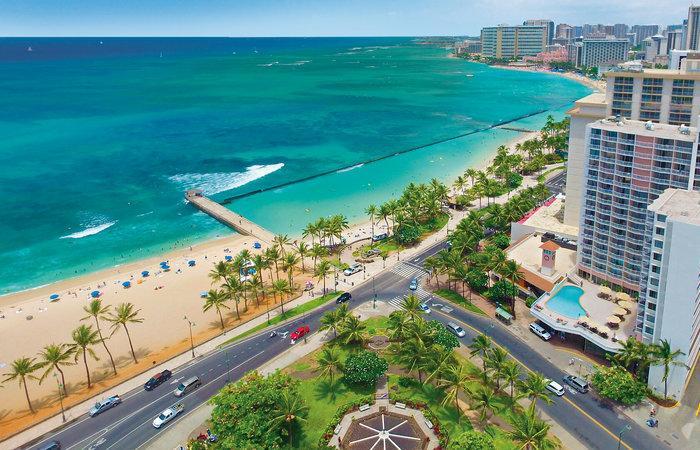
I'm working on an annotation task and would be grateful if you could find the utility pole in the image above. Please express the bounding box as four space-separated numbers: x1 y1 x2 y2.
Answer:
184 315 196 359
617 424 631 450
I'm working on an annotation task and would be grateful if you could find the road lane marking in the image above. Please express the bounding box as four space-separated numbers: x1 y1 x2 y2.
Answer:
431 309 633 450
695 401 700 417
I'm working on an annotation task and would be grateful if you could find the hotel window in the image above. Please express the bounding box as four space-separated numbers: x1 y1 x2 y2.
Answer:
657 214 666 222
648 290 657 298
647 302 656 311
653 240 664 249
644 326 654 334
653 253 662 261
652 265 661 274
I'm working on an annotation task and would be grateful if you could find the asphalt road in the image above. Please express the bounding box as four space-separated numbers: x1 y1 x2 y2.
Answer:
545 169 567 195
28 239 665 450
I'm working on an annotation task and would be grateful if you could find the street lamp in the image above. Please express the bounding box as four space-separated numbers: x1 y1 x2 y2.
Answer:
53 372 66 423
617 424 631 450
372 276 377 309
183 315 196 359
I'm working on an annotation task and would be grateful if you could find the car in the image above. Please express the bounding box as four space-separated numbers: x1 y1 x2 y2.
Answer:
336 292 352 304
363 248 381 257
174 376 202 397
290 325 310 342
343 263 363 276
153 403 184 428
144 369 172 391
545 379 565 396
37 440 61 450
408 277 419 291
445 322 466 338
372 233 388 242
88 395 121 417
419 303 431 314
562 375 589 393
529 322 552 341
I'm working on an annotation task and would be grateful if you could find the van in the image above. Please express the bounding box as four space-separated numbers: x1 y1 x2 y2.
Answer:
446 322 466 338
563 375 589 393
529 322 552 341
174 376 201 397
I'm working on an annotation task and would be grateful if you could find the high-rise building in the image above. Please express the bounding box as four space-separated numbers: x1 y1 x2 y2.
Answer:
524 19 555 44
667 29 684 53
556 23 573 41
638 188 700 400
579 38 629 69
632 24 660 44
577 118 700 291
687 5 700 50
613 23 629 39
480 25 548 58
626 32 638 46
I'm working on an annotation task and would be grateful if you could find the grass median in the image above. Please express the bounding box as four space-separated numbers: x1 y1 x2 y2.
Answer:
434 288 487 316
221 291 342 346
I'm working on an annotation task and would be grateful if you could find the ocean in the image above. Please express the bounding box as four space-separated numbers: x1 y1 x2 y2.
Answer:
0 37 590 294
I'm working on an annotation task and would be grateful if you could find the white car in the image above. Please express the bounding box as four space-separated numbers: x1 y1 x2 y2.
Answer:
545 379 565 396
343 263 363 276
419 303 431 314
153 403 184 428
529 322 552 341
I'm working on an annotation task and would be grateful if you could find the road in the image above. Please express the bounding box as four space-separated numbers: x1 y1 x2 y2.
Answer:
545 168 567 195
27 240 665 450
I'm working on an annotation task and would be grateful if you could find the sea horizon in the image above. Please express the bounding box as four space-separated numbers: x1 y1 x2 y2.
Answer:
0 37 590 295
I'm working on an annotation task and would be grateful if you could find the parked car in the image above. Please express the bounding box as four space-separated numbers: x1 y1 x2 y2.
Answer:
363 248 381 257
446 322 466 338
173 376 201 397
529 322 552 341
290 325 310 342
343 263 363 276
88 395 121 417
419 303 431 314
336 292 352 304
545 380 565 396
372 233 388 242
37 440 61 450
144 369 172 391
562 375 589 393
153 403 184 428
409 277 419 291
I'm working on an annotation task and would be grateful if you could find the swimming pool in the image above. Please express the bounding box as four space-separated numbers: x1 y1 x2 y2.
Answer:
546 285 586 319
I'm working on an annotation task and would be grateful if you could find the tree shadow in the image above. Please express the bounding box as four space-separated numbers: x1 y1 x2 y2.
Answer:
314 378 348 402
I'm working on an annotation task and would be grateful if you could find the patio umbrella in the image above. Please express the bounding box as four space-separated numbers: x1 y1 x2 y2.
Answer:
613 307 627 317
617 300 635 311
49 294 60 301
90 290 101 298
598 286 613 298
141 270 150 277
188 260 196 267
606 315 621 325
225 255 233 261
122 281 131 288
597 325 612 337
615 292 632 302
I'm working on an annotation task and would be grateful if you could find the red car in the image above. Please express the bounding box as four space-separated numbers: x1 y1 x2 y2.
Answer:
290 325 310 341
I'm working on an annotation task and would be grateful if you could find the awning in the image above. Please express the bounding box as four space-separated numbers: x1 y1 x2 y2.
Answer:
615 292 632 302
495 307 513 321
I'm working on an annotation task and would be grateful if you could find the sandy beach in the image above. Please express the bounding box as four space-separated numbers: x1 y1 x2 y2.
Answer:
496 64 606 92
0 122 540 438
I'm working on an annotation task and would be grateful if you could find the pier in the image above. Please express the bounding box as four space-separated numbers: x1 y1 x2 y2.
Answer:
185 190 274 244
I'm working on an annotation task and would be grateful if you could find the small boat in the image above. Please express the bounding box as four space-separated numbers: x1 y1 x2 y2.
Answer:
27 46 33 52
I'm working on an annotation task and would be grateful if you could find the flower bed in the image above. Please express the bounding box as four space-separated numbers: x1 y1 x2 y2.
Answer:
389 395 449 449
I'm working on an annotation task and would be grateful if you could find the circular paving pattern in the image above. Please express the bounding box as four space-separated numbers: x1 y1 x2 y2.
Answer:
342 411 427 450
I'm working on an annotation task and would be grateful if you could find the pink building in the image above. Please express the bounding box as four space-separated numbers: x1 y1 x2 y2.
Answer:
523 47 568 64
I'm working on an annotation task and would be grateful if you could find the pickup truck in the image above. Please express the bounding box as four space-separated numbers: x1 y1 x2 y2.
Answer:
153 403 184 428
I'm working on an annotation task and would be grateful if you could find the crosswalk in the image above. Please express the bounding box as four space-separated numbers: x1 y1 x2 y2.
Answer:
390 262 429 280
387 288 432 309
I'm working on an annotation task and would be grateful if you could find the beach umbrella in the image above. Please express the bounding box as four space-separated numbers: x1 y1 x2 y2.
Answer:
613 307 627 317
598 286 612 298
224 255 233 261
253 242 262 249
617 300 635 311
615 292 632 302
122 281 131 288
162 265 171 271
49 294 60 301
200 291 208 298
188 260 196 267
141 270 150 277
160 261 168 266
90 290 101 298
606 315 621 325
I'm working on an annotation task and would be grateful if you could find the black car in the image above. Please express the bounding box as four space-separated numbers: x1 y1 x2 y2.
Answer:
144 369 172 391
38 441 61 450
336 292 352 303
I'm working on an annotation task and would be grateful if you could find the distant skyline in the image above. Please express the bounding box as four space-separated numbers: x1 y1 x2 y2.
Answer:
0 0 693 37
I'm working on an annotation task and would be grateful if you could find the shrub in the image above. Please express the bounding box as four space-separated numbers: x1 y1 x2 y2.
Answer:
317 395 374 448
448 430 495 450
591 365 648 405
490 233 511 250
343 350 388 386
395 223 422 244
427 320 460 350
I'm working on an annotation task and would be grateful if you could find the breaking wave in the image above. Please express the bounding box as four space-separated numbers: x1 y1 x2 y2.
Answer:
169 163 285 196
336 163 364 173
60 221 117 239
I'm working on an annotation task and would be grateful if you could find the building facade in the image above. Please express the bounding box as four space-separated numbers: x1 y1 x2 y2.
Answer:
524 19 555 44
639 189 700 400
556 23 573 41
687 5 700 50
480 25 548 58
580 38 629 69
632 24 661 45
613 23 629 39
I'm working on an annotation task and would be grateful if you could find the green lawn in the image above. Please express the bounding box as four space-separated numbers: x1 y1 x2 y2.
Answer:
363 316 391 335
434 288 487 316
221 291 342 345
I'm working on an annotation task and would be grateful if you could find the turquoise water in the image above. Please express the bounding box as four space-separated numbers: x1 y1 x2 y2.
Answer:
547 285 587 319
0 38 590 294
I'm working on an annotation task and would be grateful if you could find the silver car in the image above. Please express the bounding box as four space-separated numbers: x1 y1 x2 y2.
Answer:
89 395 121 417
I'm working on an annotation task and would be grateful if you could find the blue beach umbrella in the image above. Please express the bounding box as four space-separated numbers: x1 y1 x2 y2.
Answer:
253 242 262 249
225 255 233 261
188 260 196 267
122 281 131 288
162 265 171 271
90 290 101 298
200 291 208 298
141 270 149 277
49 294 60 301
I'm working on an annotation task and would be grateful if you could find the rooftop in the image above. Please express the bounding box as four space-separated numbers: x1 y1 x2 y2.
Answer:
506 232 576 292
592 117 698 140
606 67 700 79
519 194 579 238
648 188 700 225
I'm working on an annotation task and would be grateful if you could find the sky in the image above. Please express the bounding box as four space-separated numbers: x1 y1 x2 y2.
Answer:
0 0 693 37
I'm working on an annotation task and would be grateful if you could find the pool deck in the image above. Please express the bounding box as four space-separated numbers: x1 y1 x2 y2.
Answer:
531 278 636 352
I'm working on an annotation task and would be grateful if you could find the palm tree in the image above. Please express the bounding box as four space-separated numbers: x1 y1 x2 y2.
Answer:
652 339 688 399
266 246 282 281
310 243 328 272
485 347 509 391
517 372 552 412
509 408 556 450
282 253 300 287
319 309 343 338
473 387 497 423
209 260 232 285
437 363 472 419
424 346 457 384
271 388 308 447
386 311 412 342
203 289 230 330
271 279 293 316
340 314 366 345
392 338 430 383
316 347 344 382
38 344 75 395
469 334 493 372
272 234 292 255
106 302 143 364
365 204 378 238
222 277 242 320
71 325 101 389
314 260 332 294
293 242 310 272
499 259 524 318
502 360 521 401
400 294 423 322
81 299 117 375
3 357 42 413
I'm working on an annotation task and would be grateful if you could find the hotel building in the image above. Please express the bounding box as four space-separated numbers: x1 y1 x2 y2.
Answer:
480 25 548 58
639 189 700 399
687 5 700 50
579 38 629 69
523 19 555 44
